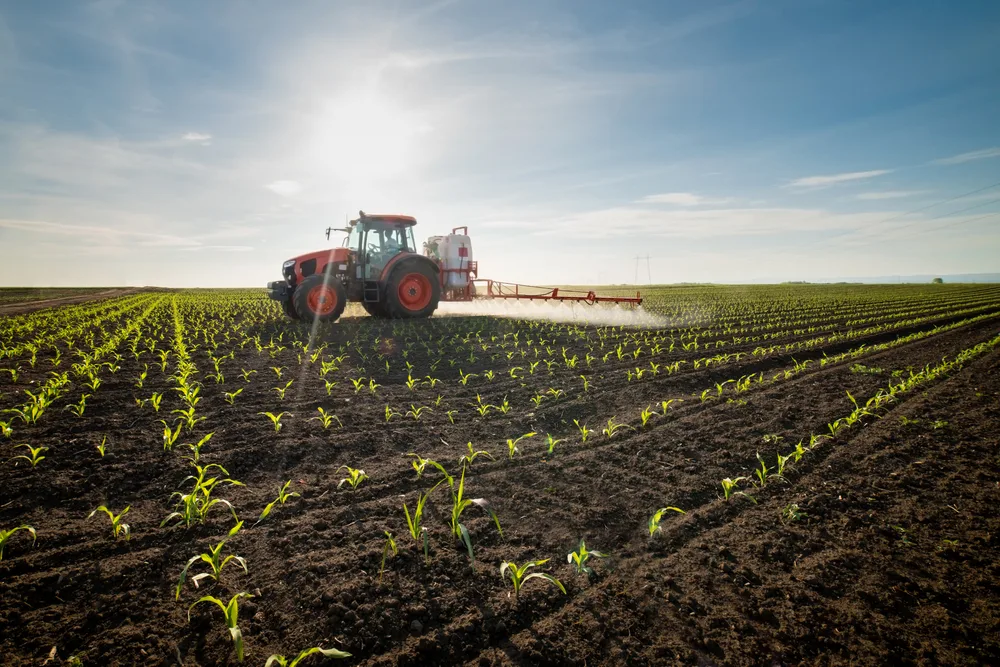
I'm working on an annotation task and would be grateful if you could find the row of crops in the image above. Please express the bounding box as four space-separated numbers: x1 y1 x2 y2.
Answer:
2 284 1000 664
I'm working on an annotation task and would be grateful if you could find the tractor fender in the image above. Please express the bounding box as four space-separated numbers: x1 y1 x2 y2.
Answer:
379 252 440 283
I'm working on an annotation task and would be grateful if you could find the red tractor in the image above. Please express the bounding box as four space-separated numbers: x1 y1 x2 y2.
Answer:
267 211 476 322
269 210 642 322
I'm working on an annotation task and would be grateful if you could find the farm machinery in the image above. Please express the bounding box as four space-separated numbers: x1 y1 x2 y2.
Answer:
267 211 642 322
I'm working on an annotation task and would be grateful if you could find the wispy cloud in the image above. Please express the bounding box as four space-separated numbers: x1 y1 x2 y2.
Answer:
856 190 924 200
265 180 302 196
182 132 212 144
788 170 891 187
636 192 732 206
934 147 1000 165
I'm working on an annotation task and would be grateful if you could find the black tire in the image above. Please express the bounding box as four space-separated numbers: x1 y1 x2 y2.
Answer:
293 275 347 323
384 260 441 319
281 298 300 320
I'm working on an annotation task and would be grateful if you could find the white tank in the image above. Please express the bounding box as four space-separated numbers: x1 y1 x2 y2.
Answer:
427 232 473 288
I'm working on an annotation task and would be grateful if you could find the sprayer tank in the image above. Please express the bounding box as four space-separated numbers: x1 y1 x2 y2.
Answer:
425 233 473 288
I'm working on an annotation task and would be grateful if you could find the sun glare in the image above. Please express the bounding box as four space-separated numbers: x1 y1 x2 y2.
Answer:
307 93 424 188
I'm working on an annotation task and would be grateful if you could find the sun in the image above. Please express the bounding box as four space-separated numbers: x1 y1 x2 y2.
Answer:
306 92 424 188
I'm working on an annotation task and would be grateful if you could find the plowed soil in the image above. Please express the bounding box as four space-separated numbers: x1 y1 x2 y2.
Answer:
2 293 999 666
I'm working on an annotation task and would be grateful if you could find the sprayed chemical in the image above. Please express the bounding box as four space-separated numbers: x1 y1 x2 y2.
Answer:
436 298 669 328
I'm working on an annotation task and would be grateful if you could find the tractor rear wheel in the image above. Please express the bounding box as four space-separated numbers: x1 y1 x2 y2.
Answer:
384 262 440 319
293 275 347 323
281 298 300 320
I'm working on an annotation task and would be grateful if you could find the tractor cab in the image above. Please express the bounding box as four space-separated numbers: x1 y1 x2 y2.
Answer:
341 214 418 280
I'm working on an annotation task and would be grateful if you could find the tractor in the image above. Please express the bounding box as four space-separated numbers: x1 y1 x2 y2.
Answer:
267 211 476 322
268 210 642 323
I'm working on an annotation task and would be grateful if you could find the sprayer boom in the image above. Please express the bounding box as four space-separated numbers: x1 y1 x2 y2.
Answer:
475 280 642 306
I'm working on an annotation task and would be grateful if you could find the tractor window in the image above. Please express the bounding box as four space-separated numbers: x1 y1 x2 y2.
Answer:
346 224 362 250
361 222 413 278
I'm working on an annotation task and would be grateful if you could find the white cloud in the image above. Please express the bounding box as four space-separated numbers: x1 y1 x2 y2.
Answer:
934 147 1000 165
265 180 303 196
788 169 891 187
638 192 710 206
856 190 923 200
182 132 212 143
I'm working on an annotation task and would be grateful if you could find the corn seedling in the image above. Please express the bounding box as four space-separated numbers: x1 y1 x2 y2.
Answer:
89 505 131 541
239 369 256 382
11 443 47 467
720 477 755 503
368 378 381 394
162 463 243 529
350 377 365 393
323 379 338 396
648 506 685 537
602 417 632 439
450 466 502 562
188 593 253 662
579 375 590 392
224 388 243 405
567 539 608 576
379 531 397 583
150 392 163 412
406 404 431 421
0 419 11 439
776 451 793 477
780 503 807 524
506 431 536 459
403 482 441 564
159 419 183 450
183 433 214 464
459 441 494 466
175 540 248 600
312 407 342 430
385 405 402 422
337 466 368 491
64 394 91 417
257 480 300 524
446 409 458 424
754 452 770 486
273 380 294 400
640 405 656 428
259 411 288 433
265 647 352 666
545 433 565 455
574 419 592 443
96 435 108 457
458 370 477 386
500 560 566 600
0 525 36 560
172 406 206 433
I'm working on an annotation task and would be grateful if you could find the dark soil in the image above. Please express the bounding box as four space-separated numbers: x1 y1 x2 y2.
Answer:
1 292 999 666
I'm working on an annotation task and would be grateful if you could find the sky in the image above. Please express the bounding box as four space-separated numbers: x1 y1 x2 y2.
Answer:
1 0 999 287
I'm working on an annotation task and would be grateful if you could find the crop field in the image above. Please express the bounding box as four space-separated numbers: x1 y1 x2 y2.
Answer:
2 284 1000 666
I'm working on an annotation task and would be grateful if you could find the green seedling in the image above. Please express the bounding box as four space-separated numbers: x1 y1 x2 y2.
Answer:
403 481 442 564
224 388 243 405
12 443 47 467
0 525 36 560
188 593 253 662
337 466 368 491
257 480 300 524
175 540 248 600
311 407 342 430
506 432 536 459
567 539 608 576
545 433 565 455
259 411 288 432
720 477 755 503
96 435 108 457
159 419 183 450
500 560 566 600
573 419 592 443
272 380 294 400
264 647 352 666
648 506 685 537
459 441 494 467
89 505 131 541
380 531 397 583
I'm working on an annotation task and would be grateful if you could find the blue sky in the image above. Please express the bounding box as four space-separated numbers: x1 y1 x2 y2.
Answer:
1 0 998 286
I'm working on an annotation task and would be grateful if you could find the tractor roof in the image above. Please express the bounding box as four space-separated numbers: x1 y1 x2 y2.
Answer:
358 214 417 226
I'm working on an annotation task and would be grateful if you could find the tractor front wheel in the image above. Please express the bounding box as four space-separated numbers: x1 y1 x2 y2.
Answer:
293 275 347 323
385 263 440 319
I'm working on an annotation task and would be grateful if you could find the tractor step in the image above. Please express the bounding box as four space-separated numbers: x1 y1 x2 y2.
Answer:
363 281 381 303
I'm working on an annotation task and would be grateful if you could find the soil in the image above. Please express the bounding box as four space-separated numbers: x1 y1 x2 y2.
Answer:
0 289 149 316
1 293 999 666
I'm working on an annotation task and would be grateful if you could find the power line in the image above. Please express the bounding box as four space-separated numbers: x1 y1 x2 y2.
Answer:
832 178 1000 245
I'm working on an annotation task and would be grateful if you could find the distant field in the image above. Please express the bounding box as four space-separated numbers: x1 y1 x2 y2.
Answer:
2 285 1000 665
0 287 112 305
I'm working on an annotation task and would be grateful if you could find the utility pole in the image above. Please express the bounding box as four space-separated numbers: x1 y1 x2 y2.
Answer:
634 255 652 285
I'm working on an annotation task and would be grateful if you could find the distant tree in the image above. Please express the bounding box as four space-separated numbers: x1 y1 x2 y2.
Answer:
932 277 944 284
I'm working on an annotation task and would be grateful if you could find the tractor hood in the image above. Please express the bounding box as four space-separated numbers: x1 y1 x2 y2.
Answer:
282 247 352 284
